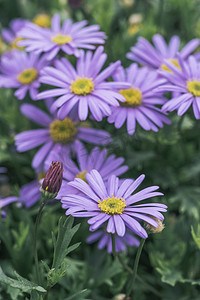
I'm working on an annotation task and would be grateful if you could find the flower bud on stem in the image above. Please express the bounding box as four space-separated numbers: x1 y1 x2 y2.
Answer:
34 162 63 284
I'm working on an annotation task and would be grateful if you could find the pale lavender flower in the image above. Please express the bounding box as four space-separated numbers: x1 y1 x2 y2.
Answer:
55 141 128 196
19 179 42 207
0 50 48 100
1 18 28 49
0 196 18 217
127 34 199 70
37 46 129 121
157 55 200 119
107 64 171 134
87 228 139 253
18 14 106 60
62 141 128 181
61 170 167 239
15 100 111 171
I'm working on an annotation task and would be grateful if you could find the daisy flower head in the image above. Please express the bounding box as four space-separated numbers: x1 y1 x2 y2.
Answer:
54 140 128 197
62 141 128 182
17 14 106 60
0 50 48 100
157 55 200 119
61 170 167 239
87 227 140 253
15 100 111 171
32 13 51 28
1 18 28 50
107 64 171 135
37 46 129 121
0 196 18 218
127 34 199 71
19 170 46 207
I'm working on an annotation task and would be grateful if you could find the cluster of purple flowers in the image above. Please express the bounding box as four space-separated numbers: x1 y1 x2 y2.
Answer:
6 12 200 253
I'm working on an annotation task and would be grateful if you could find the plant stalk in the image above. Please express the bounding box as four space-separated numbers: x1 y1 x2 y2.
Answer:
34 200 46 284
125 238 146 299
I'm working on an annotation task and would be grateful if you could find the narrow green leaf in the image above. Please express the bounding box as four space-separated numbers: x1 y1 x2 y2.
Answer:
63 289 90 300
0 267 46 293
52 216 80 269
191 225 200 250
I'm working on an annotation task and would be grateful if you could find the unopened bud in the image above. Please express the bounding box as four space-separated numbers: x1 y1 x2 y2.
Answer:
145 218 165 234
41 161 63 200
129 14 143 25
119 0 134 7
114 294 131 300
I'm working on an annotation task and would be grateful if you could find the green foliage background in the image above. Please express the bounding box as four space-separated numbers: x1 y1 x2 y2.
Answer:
1 0 200 299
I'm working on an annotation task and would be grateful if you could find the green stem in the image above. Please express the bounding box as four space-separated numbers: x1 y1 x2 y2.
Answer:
117 253 161 298
125 238 146 299
136 275 162 298
111 234 116 257
44 287 50 300
117 253 133 274
34 200 46 284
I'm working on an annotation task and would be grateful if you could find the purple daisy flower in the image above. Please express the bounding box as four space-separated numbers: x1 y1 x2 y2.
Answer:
107 64 171 134
87 227 139 253
37 46 129 121
61 170 167 239
0 196 18 218
62 141 128 181
17 14 106 60
156 55 200 119
0 50 48 100
54 141 128 196
19 179 42 207
127 34 199 71
1 18 28 49
15 101 111 171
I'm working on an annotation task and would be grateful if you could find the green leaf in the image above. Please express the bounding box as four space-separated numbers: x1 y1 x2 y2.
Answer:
30 290 44 300
63 289 90 300
180 278 200 286
52 216 80 270
6 286 22 300
169 187 200 220
0 267 46 294
191 225 200 250
156 264 183 286
47 261 67 288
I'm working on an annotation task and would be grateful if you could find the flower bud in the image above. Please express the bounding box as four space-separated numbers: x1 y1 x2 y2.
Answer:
41 161 63 200
145 217 165 234
114 294 131 300
119 0 134 7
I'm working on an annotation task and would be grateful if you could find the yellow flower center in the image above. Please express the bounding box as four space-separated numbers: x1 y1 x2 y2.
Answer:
128 24 141 36
49 118 77 144
51 34 72 45
98 194 126 215
119 88 142 107
33 14 51 28
75 170 88 182
161 58 181 73
0 36 7 54
17 68 38 85
70 77 94 96
187 81 200 96
11 37 24 50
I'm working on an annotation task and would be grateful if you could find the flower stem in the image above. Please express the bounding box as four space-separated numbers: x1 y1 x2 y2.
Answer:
111 234 116 257
34 200 46 284
117 253 133 274
125 238 146 299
